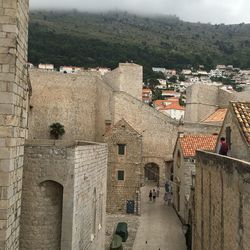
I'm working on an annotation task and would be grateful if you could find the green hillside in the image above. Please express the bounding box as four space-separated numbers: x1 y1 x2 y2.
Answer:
28 10 250 72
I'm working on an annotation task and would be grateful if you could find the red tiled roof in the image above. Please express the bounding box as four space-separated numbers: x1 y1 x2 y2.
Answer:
154 100 165 107
180 135 218 157
203 108 227 123
162 90 178 94
232 102 250 144
166 97 179 102
159 102 185 111
142 88 152 93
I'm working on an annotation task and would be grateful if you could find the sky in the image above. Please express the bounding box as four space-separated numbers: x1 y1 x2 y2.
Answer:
30 0 250 24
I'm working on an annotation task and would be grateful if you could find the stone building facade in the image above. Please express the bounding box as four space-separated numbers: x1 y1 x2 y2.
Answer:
0 0 29 248
20 140 108 250
194 150 250 250
184 83 249 125
105 119 142 214
173 134 217 222
217 102 250 162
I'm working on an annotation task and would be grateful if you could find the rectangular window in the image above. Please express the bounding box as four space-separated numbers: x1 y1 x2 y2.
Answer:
117 170 125 181
118 144 126 155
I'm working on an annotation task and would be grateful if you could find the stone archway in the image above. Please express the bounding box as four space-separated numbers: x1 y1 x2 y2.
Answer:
20 179 64 249
38 180 63 249
144 162 160 184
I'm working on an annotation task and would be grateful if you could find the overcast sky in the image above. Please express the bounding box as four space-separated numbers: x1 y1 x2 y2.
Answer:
30 0 250 24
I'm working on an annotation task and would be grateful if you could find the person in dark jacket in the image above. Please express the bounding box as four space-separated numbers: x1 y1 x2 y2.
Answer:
218 137 229 156
149 190 152 201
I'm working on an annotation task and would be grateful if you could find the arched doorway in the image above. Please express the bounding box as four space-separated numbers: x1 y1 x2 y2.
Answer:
39 180 63 249
144 163 160 184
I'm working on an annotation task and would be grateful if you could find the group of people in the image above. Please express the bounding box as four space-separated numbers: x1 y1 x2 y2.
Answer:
148 182 173 206
148 186 160 202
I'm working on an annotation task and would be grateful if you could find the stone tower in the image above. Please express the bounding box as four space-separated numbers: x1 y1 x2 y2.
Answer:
0 0 29 249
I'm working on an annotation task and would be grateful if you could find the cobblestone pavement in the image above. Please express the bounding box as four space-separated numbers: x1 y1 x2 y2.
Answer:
105 213 140 250
132 185 187 250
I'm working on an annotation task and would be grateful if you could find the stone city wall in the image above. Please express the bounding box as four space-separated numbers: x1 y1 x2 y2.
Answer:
103 63 143 101
72 143 108 250
28 70 99 141
0 0 29 248
184 84 219 123
194 151 250 250
20 140 108 250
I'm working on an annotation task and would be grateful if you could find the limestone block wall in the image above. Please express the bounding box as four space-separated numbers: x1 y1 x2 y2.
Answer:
105 119 142 214
95 77 114 142
181 122 221 135
103 63 143 101
113 92 178 185
0 0 29 248
28 70 99 141
113 92 178 159
173 142 195 222
20 140 75 250
72 143 108 250
194 151 250 250
184 84 219 123
20 140 108 250
218 88 237 107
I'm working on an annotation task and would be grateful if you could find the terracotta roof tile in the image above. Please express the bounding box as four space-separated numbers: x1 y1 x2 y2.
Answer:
159 102 185 111
142 88 152 93
203 108 227 123
232 102 250 144
180 135 218 158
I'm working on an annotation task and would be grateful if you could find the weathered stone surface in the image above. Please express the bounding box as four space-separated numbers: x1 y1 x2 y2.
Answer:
20 140 108 250
194 151 250 250
0 0 29 249
105 119 142 214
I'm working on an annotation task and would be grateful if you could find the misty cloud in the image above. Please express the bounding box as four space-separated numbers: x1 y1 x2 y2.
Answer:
30 0 250 24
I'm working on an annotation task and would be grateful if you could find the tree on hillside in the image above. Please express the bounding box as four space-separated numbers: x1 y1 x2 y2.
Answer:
147 79 160 89
152 89 163 101
168 75 177 83
179 74 186 81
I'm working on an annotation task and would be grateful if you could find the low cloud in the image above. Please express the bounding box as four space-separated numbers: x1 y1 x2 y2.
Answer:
30 0 250 24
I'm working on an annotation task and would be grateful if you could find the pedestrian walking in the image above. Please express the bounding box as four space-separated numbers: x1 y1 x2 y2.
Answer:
164 192 168 205
157 186 160 197
152 189 156 201
149 190 152 201
166 192 172 205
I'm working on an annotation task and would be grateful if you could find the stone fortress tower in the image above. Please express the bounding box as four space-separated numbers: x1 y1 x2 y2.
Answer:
0 0 29 249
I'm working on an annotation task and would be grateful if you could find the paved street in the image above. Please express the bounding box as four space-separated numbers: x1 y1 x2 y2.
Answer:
133 185 187 250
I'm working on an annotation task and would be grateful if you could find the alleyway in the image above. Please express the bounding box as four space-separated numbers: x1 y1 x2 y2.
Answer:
133 185 187 250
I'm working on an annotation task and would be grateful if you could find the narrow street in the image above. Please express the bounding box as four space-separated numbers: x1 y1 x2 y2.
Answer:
133 185 187 250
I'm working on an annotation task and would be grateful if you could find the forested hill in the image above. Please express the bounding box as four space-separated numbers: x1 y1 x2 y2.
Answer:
29 11 250 71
